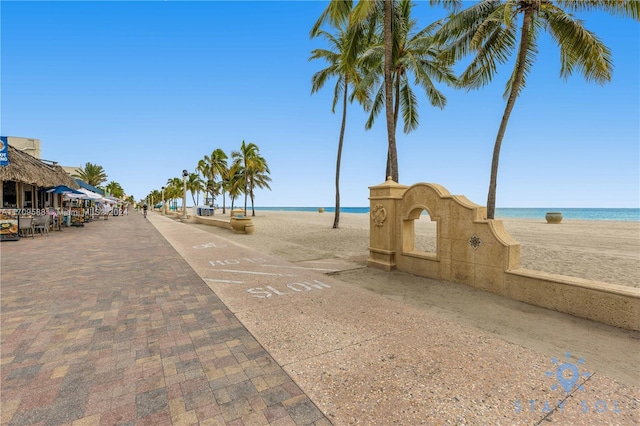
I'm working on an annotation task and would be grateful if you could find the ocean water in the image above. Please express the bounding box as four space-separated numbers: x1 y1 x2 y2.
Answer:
255 207 640 222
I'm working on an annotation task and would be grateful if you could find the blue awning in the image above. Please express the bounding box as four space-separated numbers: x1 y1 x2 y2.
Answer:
45 185 83 195
75 179 105 195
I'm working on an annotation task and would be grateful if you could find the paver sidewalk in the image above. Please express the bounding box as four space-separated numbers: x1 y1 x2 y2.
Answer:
1 213 329 426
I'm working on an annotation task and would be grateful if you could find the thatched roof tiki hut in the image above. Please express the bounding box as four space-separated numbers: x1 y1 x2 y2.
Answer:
0 144 80 210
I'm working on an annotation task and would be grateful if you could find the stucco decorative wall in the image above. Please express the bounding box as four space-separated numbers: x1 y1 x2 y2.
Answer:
368 178 639 331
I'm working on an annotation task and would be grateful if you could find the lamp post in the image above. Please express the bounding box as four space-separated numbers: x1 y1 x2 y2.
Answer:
161 186 165 215
182 169 188 219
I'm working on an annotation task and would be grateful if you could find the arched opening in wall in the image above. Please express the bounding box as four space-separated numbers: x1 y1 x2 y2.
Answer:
402 208 437 257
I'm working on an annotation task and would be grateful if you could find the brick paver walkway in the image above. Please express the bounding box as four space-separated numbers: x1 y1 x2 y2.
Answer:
1 213 330 426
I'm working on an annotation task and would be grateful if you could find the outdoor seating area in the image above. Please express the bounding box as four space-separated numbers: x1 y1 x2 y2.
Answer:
1 181 129 241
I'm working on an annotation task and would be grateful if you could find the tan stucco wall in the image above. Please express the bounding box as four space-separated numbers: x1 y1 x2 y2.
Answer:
368 178 640 331
7 136 41 159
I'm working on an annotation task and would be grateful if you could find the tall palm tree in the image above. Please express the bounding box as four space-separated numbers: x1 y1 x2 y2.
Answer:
209 148 228 210
196 158 212 204
314 0 401 182
360 0 458 176
310 21 371 228
246 162 271 217
72 162 108 187
166 177 183 212
225 161 243 212
433 0 638 219
186 172 204 206
231 141 271 216
197 149 228 208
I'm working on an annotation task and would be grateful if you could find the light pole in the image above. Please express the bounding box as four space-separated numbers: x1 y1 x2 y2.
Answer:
182 169 188 219
161 186 165 215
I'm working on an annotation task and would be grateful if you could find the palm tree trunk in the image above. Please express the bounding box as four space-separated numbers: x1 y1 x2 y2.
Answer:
251 191 256 217
243 184 248 216
334 75 349 229
386 72 401 179
222 191 226 213
384 0 398 182
486 9 533 219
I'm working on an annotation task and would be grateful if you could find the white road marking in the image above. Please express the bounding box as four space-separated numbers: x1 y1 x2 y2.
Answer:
214 269 297 277
262 264 336 272
204 278 245 284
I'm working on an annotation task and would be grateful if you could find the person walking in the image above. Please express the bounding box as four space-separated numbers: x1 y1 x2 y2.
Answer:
142 203 148 218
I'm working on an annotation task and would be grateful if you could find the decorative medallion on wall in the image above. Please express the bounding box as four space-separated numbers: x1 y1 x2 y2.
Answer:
371 204 387 227
468 234 482 250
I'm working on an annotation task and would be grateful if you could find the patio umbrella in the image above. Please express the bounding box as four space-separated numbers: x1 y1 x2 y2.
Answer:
45 185 83 195
77 188 103 200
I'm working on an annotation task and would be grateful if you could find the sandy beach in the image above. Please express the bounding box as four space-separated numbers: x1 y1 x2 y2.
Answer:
194 210 639 288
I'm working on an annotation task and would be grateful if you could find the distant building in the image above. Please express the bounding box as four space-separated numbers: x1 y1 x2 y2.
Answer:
4 136 42 159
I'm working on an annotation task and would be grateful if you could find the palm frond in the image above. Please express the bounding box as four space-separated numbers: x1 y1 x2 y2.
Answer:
544 4 613 83
365 85 385 130
399 81 419 133
460 22 518 90
429 0 463 12
435 1 503 65
555 0 640 21
310 0 354 38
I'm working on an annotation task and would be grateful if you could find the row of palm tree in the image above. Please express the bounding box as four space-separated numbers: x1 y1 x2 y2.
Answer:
72 161 131 202
145 141 271 217
311 0 638 225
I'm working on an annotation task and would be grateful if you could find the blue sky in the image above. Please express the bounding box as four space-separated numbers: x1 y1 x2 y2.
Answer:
2 1 638 208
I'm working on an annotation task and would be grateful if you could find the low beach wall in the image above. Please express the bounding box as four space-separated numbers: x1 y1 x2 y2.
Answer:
194 215 232 229
368 179 640 331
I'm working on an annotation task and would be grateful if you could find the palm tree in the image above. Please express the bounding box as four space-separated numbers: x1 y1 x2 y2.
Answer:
104 181 124 198
197 148 228 208
433 0 638 219
186 172 204 206
225 161 243 212
72 162 108 187
310 20 371 228
196 158 212 204
314 0 400 182
231 141 271 216
209 149 228 211
246 163 271 217
359 0 458 176
166 177 183 212
147 189 161 206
